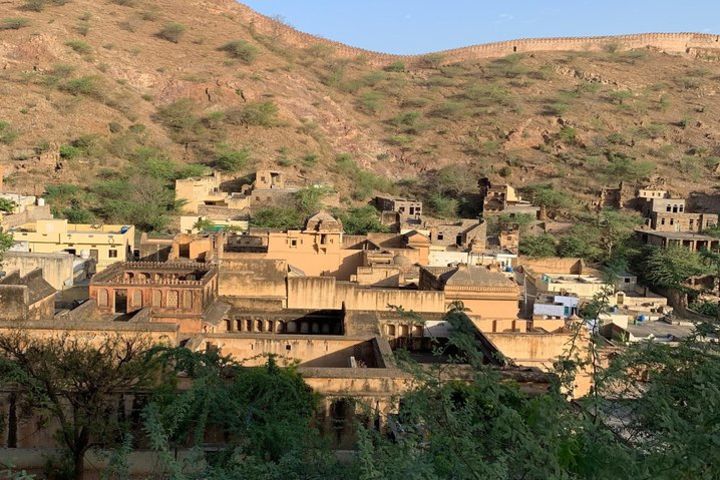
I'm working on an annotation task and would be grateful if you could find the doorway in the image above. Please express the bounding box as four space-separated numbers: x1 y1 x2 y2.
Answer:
115 289 128 314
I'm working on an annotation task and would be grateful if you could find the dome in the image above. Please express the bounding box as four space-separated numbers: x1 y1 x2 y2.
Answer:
392 254 414 273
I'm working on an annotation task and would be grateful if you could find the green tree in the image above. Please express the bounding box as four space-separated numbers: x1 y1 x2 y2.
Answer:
0 333 162 480
142 348 340 478
519 233 557 257
336 205 389 235
642 246 706 307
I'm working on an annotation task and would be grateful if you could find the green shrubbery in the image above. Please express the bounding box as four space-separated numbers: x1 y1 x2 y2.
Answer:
157 22 185 43
225 101 279 127
0 121 19 145
65 40 92 54
0 17 30 30
219 40 259 63
334 153 392 200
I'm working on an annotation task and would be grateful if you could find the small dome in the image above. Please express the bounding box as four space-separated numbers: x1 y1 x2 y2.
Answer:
392 254 414 272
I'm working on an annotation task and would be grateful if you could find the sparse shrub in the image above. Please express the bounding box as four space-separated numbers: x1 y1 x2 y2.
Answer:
0 17 31 30
357 91 384 115
219 40 258 64
636 123 665 140
59 144 82 159
22 0 45 12
0 121 19 145
429 101 466 120
110 0 135 5
542 101 569 116
678 156 703 181
157 22 185 43
384 61 405 72
155 99 203 143
225 101 279 127
75 21 90 36
108 122 123 133
140 10 159 21
604 152 654 182
60 76 101 97
65 40 92 54
301 154 318 167
557 126 577 145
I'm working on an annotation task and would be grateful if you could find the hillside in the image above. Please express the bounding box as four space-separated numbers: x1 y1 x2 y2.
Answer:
1 0 720 226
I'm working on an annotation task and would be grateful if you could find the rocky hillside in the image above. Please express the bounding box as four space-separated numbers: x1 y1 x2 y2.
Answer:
1 0 720 215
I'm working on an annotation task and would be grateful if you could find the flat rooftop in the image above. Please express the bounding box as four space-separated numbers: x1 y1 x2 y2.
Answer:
639 230 718 241
626 320 693 340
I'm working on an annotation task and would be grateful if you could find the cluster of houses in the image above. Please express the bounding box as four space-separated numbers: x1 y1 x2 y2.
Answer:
0 168 710 468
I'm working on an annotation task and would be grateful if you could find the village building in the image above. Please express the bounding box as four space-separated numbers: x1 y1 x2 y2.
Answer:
373 195 423 218
480 180 540 217
0 269 55 322
175 170 298 215
2 251 92 290
88 261 219 334
636 230 720 252
8 219 135 271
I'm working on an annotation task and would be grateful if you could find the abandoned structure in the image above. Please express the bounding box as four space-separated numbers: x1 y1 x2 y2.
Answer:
175 170 299 215
479 180 540 218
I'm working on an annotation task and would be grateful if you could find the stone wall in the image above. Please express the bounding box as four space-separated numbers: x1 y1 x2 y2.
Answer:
3 252 74 290
231 5 720 66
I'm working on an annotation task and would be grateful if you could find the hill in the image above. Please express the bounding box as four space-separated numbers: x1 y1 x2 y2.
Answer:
1 0 720 227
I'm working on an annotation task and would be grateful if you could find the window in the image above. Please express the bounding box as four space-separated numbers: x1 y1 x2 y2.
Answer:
437 233 444 241
661 218 665 225
290 239 298 248
670 218 674 225
320 234 327 245
109 249 118 258
624 278 631 283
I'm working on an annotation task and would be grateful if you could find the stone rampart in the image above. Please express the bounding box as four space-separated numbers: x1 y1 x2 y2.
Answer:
231 5 720 66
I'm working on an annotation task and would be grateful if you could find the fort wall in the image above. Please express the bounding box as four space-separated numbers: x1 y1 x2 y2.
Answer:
231 4 720 65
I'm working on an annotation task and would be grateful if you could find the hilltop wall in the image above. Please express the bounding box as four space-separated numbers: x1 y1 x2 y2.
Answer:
227 2 720 66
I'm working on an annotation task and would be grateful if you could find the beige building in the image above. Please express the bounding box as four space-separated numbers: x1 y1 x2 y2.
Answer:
9 219 135 271
175 170 298 215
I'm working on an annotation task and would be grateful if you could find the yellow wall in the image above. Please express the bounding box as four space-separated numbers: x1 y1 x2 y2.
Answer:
12 221 135 271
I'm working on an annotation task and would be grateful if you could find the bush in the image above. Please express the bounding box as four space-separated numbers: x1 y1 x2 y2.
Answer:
225 101 279 127
0 121 19 145
157 22 185 43
337 206 388 235
219 40 258 63
427 193 458 218
334 153 392 200
65 40 92 55
22 0 45 12
215 147 251 172
429 101 466 120
384 61 405 72
59 145 82 159
357 91 384 115
604 152 654 182
520 234 557 257
60 76 101 97
0 17 30 30
0 198 16 213
251 207 304 230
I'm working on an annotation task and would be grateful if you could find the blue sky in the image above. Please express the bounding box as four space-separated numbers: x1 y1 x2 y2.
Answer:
240 1 720 55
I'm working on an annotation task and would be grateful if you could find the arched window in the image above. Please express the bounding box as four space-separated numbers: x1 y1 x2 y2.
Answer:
183 291 192 309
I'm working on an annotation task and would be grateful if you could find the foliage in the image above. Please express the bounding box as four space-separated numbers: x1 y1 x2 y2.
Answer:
0 232 12 261
0 198 16 213
157 22 186 43
251 207 304 230
215 146 251 172
142 349 341 478
219 40 259 63
0 17 30 30
65 40 92 54
60 76 102 98
0 332 163 480
641 245 706 292
294 186 331 216
226 101 279 127
427 193 458 218
0 121 19 145
520 233 557 257
334 153 392 200
521 183 572 217
336 205 389 235
604 152 654 182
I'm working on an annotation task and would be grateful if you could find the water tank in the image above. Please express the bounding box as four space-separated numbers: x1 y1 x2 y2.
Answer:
79 249 90 259
37 198 45 206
